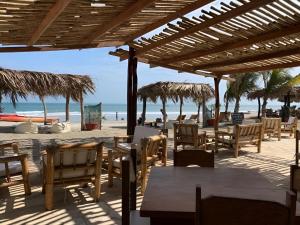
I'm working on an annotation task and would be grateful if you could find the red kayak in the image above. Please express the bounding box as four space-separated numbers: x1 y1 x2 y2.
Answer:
0 114 59 123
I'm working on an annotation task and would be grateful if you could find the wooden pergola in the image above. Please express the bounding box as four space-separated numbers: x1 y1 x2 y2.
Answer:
110 0 300 133
0 0 300 136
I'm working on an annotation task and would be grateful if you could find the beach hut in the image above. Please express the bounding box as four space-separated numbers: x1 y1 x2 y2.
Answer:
0 68 95 130
138 82 214 128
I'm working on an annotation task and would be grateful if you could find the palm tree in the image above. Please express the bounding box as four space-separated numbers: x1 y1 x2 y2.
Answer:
260 69 292 117
224 83 234 114
227 73 259 113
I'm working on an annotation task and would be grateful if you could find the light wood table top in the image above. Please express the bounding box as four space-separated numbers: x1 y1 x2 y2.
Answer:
140 167 287 224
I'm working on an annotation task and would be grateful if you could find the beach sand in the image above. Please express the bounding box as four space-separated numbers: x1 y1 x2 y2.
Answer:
0 116 297 224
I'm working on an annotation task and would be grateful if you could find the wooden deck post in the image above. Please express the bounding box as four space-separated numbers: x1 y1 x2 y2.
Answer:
127 47 138 135
214 76 221 151
65 93 70 121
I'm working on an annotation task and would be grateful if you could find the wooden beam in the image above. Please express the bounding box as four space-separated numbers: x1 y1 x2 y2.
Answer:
135 0 274 56
216 61 300 75
28 0 72 46
83 0 156 44
109 49 234 81
161 23 300 64
193 47 300 70
125 0 213 43
0 41 124 53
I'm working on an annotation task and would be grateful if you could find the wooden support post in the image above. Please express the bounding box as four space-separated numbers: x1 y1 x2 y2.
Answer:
142 97 147 125
80 92 85 131
127 47 138 135
214 77 221 152
65 94 70 121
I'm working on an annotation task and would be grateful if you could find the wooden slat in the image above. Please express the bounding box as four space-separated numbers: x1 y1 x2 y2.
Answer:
125 0 214 43
160 23 300 64
216 61 300 75
193 47 300 70
28 0 72 46
82 0 156 44
135 0 275 56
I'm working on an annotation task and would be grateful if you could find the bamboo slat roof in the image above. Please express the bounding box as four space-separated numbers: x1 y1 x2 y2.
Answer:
0 0 208 52
0 68 95 104
111 0 300 77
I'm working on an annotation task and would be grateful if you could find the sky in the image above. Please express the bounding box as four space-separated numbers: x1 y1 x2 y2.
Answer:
0 0 299 105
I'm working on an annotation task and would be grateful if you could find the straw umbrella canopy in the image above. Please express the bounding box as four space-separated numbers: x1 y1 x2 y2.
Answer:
138 82 214 128
0 68 95 129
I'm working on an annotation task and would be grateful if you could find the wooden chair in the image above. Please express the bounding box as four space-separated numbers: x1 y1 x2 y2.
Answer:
114 126 160 155
0 142 31 195
261 117 281 141
108 135 167 195
282 117 298 138
42 142 103 210
195 186 296 225
173 150 214 167
176 114 186 123
173 123 206 151
215 123 263 158
189 114 198 120
122 158 150 225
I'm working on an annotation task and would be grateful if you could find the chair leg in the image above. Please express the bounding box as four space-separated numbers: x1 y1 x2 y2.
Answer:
45 183 54 210
94 176 101 202
234 145 238 158
21 157 31 196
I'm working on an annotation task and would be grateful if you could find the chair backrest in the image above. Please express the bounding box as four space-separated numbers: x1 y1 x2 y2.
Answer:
262 117 281 131
231 113 244 125
174 150 214 167
132 126 160 145
0 142 19 156
189 114 198 120
141 135 167 158
176 114 186 121
174 123 199 145
45 142 103 180
235 123 262 141
195 186 296 225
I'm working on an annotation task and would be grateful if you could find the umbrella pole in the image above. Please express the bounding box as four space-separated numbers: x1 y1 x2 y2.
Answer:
142 97 146 125
162 98 166 129
197 102 201 123
41 96 47 125
179 97 183 123
80 92 84 131
257 97 261 119
66 94 70 122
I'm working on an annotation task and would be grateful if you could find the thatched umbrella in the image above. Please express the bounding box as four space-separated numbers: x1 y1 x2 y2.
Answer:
0 68 95 129
138 82 214 128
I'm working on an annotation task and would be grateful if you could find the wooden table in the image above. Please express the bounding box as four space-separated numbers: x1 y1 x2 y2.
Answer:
0 153 31 195
140 167 287 225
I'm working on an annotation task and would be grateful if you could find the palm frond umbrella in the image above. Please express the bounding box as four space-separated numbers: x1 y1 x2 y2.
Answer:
138 82 214 128
0 68 95 129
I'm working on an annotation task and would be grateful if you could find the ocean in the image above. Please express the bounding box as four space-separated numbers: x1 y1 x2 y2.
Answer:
0 102 289 122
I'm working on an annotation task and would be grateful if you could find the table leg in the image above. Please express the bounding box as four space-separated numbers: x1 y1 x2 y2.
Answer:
21 157 31 195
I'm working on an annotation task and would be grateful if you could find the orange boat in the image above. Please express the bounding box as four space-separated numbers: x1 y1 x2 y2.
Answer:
0 114 59 124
